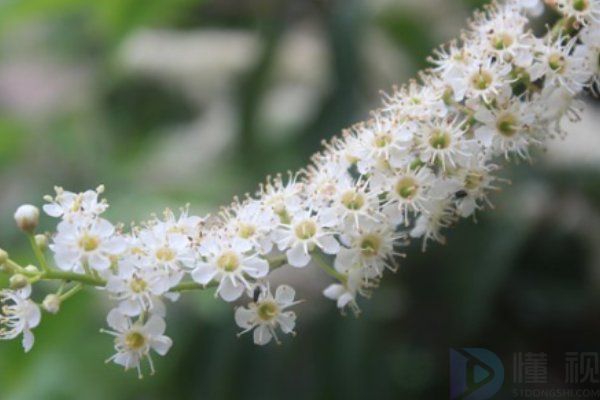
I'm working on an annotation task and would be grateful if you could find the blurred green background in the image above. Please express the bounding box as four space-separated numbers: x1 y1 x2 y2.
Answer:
1 0 600 399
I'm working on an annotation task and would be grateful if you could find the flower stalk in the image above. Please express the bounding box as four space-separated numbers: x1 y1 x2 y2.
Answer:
1 0 599 377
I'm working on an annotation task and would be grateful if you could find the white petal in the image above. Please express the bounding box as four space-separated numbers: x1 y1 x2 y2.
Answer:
275 285 295 306
22 329 35 352
103 237 127 255
107 308 129 331
151 335 173 356
337 292 354 308
253 325 272 346
277 311 296 333
43 203 63 217
54 250 80 271
191 264 217 284
323 284 344 300
234 307 255 329
334 248 358 273
89 253 111 271
232 237 252 253
118 299 142 317
144 315 166 336
317 235 340 255
167 233 188 250
243 257 269 278
286 243 310 268
218 278 244 302
474 126 494 147
25 301 41 328
93 218 114 237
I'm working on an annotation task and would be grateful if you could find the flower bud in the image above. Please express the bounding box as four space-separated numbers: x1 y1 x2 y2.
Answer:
24 264 39 275
0 248 8 265
14 204 40 233
9 274 29 290
35 234 48 250
42 294 61 314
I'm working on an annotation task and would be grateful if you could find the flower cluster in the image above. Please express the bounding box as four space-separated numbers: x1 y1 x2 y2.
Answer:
0 0 598 377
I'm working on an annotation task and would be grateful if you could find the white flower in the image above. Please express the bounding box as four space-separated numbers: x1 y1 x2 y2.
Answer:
103 309 172 378
410 198 456 250
383 81 447 121
323 266 372 316
51 218 127 273
14 204 40 233
579 24 600 91
336 221 402 277
453 160 499 217
160 207 203 239
556 0 600 25
417 115 473 169
260 174 303 221
329 179 381 229
137 223 196 272
192 237 269 301
375 166 435 224
0 285 41 352
306 156 354 207
43 186 108 220
273 209 340 268
448 57 512 103
235 285 298 345
474 90 539 159
350 115 413 174
472 8 533 65
222 200 277 254
531 35 592 95
106 266 179 317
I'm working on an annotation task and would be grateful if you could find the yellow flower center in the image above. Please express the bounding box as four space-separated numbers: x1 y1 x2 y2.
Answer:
341 190 365 211
294 220 317 240
496 113 518 137
471 70 493 90
129 277 148 293
156 246 176 262
79 233 100 252
238 223 256 239
492 33 513 50
429 130 451 149
257 301 279 321
217 251 240 272
124 331 146 350
360 234 382 258
548 53 566 73
395 177 419 200
464 172 484 190
373 133 392 148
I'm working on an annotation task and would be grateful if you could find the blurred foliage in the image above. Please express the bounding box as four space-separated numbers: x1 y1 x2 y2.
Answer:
0 0 599 399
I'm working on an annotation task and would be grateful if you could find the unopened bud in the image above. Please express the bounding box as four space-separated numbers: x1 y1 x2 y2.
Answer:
35 234 48 250
14 204 40 233
9 274 29 290
42 294 61 314
24 265 39 275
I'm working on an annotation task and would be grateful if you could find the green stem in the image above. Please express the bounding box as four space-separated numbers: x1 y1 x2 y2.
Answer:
59 284 83 301
43 269 106 287
4 253 291 293
28 234 49 272
4 259 27 274
312 252 347 283
171 281 215 292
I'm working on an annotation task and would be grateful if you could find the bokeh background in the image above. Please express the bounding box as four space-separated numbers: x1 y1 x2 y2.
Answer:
1 0 599 399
